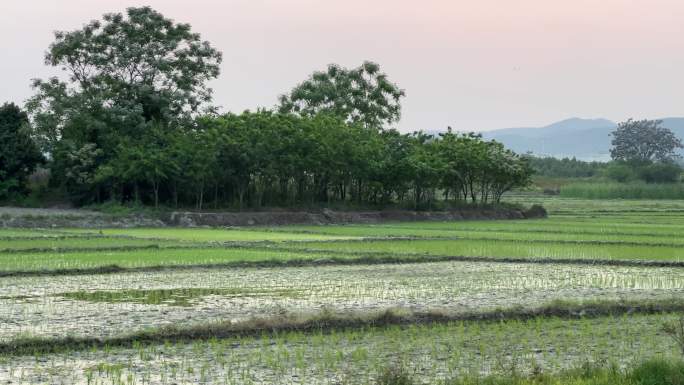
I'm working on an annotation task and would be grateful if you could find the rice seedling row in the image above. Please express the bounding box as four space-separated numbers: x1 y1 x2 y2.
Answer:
1 313 680 384
281 238 684 263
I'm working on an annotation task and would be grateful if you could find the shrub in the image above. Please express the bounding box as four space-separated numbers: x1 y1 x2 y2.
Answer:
638 163 682 184
375 366 414 385
442 359 684 385
630 359 684 385
604 163 636 182
663 317 684 357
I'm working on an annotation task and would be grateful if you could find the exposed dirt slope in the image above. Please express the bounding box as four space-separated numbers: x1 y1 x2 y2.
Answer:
0 205 546 228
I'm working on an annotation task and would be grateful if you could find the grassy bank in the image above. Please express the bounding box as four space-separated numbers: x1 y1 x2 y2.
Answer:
379 359 684 385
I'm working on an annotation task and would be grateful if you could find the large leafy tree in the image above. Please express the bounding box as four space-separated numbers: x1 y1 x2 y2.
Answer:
26 6 222 202
278 61 405 130
99 126 180 207
0 103 44 198
610 119 683 164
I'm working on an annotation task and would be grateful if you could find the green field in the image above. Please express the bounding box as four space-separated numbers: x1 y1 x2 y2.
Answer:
559 182 684 200
2 196 684 384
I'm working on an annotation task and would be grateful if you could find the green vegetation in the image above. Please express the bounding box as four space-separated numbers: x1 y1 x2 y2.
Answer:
2 3 684 384
560 182 684 199
65 227 356 242
503 195 684 215
525 156 606 178
407 359 684 385
2 311 683 383
8 6 533 210
278 61 405 129
10 5 684 208
610 119 683 164
0 103 43 200
524 119 684 199
0 236 185 252
0 198 682 275
0 248 339 273
286 238 684 262
0 196 684 384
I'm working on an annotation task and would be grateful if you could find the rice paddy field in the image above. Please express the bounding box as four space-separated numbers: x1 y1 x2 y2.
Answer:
2 196 684 384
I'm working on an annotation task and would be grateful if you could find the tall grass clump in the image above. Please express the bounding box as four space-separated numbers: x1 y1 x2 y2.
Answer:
375 366 414 385
560 182 684 200
441 359 684 385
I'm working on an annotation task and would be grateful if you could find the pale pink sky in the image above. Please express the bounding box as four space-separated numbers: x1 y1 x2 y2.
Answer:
2 0 683 131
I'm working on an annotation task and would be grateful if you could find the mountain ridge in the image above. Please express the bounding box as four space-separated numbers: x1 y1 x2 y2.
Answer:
470 117 684 161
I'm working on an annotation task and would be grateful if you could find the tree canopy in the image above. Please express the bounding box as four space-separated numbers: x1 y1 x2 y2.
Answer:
610 119 683 164
6 6 534 208
25 6 222 203
278 61 405 130
0 103 44 198
27 6 222 153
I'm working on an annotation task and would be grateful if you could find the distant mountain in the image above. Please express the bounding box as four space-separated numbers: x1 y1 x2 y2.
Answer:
474 117 684 161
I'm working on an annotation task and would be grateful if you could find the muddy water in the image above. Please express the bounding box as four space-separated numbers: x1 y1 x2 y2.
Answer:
1 261 683 341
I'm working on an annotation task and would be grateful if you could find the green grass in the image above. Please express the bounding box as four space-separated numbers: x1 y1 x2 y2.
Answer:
560 182 684 200
0 236 187 251
7 236 684 274
504 195 684 215
365 219 684 234
0 229 72 238
0 198 683 273
442 359 684 385
284 238 684 262
62 227 358 242
276 224 684 245
0 247 342 272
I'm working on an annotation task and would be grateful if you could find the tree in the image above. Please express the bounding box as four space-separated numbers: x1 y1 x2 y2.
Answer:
437 129 533 204
483 142 534 203
0 103 43 199
278 61 405 130
373 130 414 203
27 6 222 203
610 119 683 164
102 126 179 207
637 162 682 184
52 142 103 203
406 132 443 208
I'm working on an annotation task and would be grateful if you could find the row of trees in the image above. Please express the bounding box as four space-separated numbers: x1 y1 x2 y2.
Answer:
6 7 683 207
526 156 606 178
1 7 534 209
529 155 682 184
48 111 532 208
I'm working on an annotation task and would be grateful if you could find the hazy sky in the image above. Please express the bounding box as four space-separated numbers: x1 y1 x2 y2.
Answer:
2 0 683 131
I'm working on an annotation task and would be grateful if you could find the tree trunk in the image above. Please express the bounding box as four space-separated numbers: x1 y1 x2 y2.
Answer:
197 182 204 210
152 181 159 208
172 182 178 208
238 186 245 210
214 183 219 209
